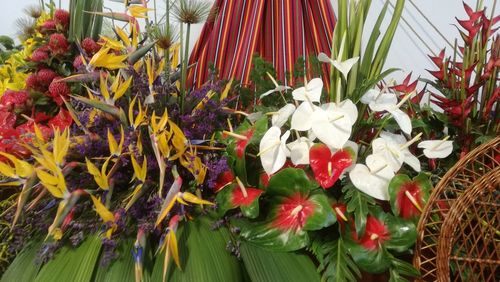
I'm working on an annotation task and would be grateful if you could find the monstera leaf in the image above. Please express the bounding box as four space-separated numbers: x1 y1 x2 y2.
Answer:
388 173 432 219
216 184 264 218
236 168 336 251
344 209 416 273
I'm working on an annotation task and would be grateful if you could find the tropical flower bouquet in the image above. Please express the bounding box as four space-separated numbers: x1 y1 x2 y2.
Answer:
0 0 496 282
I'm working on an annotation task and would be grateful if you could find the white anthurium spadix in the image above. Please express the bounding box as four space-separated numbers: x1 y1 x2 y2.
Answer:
418 136 453 159
292 78 323 103
271 103 296 127
378 131 421 172
287 136 314 165
317 34 359 80
259 126 291 175
259 72 292 99
349 154 395 201
361 89 413 135
321 99 358 126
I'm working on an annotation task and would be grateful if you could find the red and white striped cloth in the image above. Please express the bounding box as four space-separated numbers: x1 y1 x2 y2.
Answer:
187 0 336 92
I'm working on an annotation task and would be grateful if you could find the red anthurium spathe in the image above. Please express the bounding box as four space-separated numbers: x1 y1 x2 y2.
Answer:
236 168 335 252
216 182 263 219
235 129 254 159
352 215 390 250
213 170 235 192
388 173 432 219
309 143 356 189
272 193 315 231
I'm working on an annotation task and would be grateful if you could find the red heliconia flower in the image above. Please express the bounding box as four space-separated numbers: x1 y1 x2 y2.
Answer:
48 109 73 130
462 1 484 21
48 77 70 105
483 87 499 120
428 48 445 68
451 62 477 83
0 90 30 112
214 170 235 192
82 37 100 54
391 72 418 94
37 68 58 87
352 216 390 250
48 33 70 55
54 9 70 29
31 49 49 62
272 193 315 231
309 144 355 189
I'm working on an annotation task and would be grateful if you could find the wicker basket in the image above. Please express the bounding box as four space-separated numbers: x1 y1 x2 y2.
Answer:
413 136 500 281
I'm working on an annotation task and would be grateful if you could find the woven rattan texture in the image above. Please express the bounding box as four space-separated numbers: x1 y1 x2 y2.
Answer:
413 137 499 281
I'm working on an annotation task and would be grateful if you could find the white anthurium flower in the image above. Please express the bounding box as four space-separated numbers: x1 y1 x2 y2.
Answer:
291 102 319 131
292 78 323 103
349 154 395 201
259 127 291 175
379 131 421 172
287 137 314 165
271 103 296 127
361 89 413 135
418 137 453 159
259 72 292 99
310 106 352 149
321 99 358 126
317 34 359 80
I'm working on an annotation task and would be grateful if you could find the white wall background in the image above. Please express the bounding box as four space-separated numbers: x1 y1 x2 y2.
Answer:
1 0 498 82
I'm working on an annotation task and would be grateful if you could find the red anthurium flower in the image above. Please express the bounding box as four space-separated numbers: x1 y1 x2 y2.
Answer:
352 216 390 250
309 144 355 189
214 170 235 192
235 129 254 158
231 187 264 207
272 193 315 231
48 109 73 130
216 181 263 219
388 174 432 219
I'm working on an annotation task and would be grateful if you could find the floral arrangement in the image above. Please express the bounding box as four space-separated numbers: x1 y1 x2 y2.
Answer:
0 1 496 282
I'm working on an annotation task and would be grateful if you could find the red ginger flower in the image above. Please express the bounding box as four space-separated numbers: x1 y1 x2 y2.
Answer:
54 9 70 29
31 49 49 62
25 74 40 90
0 90 30 112
37 68 58 87
48 77 70 105
82 37 100 54
48 33 70 55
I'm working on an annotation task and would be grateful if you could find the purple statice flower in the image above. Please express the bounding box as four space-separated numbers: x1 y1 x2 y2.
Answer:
204 156 229 190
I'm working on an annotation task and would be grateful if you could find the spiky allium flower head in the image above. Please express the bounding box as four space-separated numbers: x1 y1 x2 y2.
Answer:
15 17 35 39
23 4 43 19
151 24 178 50
172 0 212 24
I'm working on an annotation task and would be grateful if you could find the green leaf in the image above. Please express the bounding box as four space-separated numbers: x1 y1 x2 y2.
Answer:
235 219 309 252
240 242 320 282
384 216 417 253
1 240 43 282
151 217 243 281
303 191 336 231
94 238 135 282
34 235 102 282
344 238 391 273
320 238 361 282
343 184 375 236
266 168 317 197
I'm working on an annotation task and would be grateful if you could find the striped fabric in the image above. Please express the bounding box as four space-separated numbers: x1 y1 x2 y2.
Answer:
187 0 336 92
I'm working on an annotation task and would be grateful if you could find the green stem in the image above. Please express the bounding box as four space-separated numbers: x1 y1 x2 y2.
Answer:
180 23 191 113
